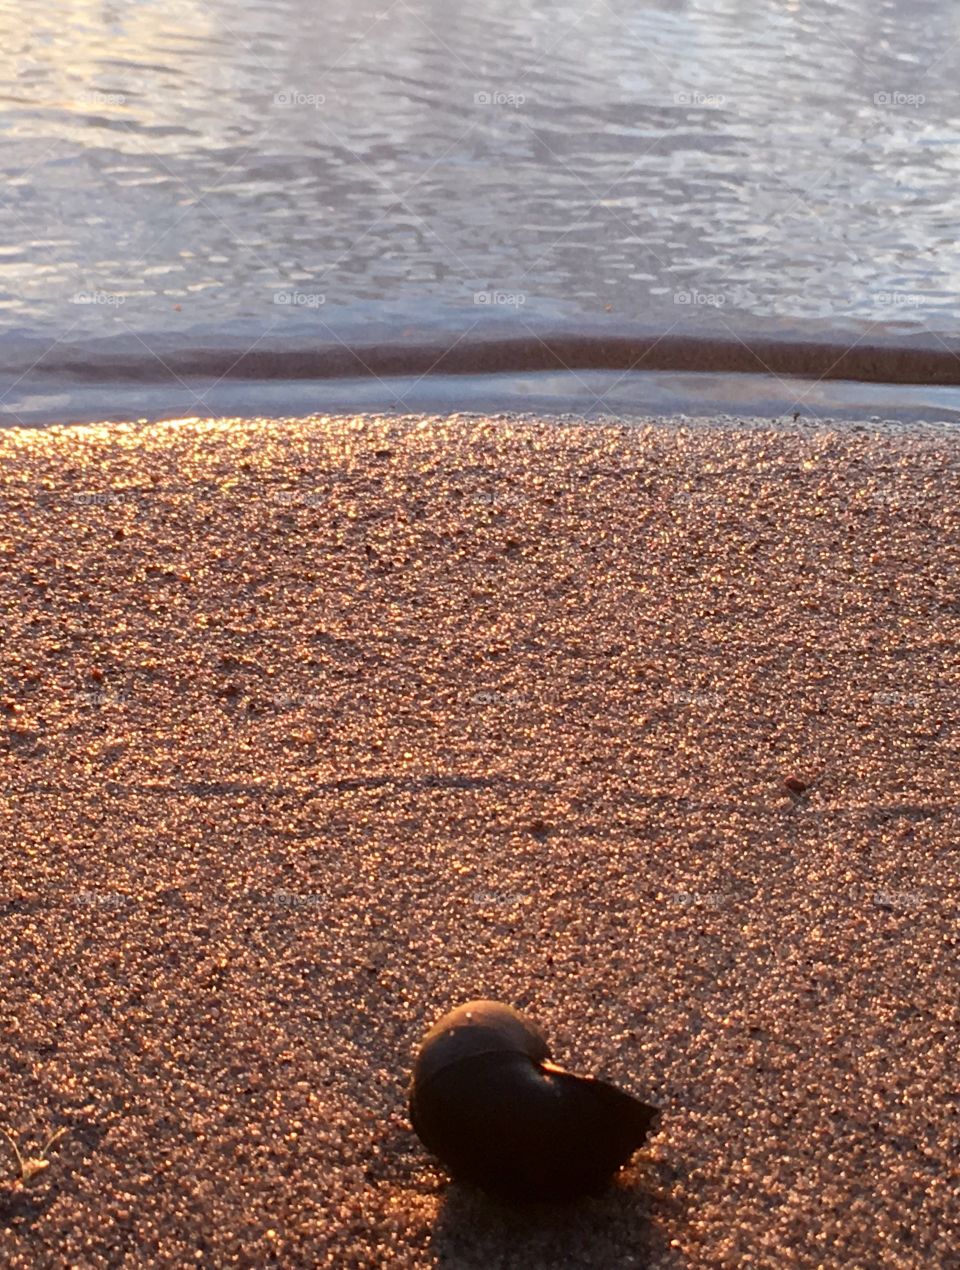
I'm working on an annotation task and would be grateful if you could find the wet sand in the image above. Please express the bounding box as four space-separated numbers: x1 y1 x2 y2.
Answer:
0 413 957 1268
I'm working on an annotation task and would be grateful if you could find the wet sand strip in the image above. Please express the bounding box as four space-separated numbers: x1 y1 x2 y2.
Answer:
16 329 960 387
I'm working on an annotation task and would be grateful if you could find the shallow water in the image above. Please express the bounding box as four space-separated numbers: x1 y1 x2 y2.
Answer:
2 0 960 424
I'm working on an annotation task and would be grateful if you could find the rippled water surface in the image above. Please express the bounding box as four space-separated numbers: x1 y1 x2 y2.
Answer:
2 0 960 421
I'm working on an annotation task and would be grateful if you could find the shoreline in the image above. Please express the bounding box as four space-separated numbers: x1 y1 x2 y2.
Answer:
7 407 960 438
1 414 957 1267
8 316 960 430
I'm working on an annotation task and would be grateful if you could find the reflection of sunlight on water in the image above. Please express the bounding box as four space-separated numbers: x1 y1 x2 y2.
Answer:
2 0 960 424
4 0 216 142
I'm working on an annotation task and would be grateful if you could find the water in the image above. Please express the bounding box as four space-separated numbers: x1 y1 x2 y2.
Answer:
3 0 960 424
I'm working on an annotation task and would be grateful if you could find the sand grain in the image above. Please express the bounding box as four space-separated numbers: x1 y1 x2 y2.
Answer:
0 414 957 1268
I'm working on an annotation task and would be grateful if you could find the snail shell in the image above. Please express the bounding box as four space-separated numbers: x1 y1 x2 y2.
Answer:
409 1000 660 1201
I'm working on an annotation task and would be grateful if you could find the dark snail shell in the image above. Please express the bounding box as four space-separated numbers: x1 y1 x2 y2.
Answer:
409 1000 660 1202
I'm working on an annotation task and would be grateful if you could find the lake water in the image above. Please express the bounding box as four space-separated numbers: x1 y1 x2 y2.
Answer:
3 0 960 424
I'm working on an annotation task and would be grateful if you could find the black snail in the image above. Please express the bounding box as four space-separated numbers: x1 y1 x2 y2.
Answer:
409 1000 661 1202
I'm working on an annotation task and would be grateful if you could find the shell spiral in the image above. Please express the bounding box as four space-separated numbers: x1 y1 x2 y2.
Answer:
409 1000 660 1202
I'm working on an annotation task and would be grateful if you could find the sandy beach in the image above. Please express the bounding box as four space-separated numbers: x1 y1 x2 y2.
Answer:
0 412 957 1268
